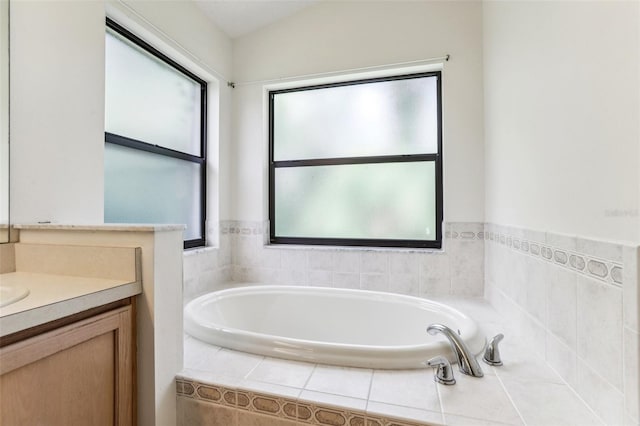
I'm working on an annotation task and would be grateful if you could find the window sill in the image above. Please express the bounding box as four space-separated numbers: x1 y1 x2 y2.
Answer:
262 243 445 254
183 245 218 256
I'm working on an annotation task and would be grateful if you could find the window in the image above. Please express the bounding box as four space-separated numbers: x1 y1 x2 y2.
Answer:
269 72 442 248
104 18 207 249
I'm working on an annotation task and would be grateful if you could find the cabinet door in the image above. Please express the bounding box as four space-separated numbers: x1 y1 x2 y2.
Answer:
0 305 135 426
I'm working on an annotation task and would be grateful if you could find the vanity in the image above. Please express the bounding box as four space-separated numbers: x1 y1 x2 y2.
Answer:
0 242 142 426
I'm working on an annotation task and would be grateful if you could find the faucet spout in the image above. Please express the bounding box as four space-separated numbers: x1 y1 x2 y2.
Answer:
427 323 483 378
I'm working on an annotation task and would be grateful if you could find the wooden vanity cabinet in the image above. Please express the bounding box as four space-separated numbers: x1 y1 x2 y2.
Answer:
0 302 135 426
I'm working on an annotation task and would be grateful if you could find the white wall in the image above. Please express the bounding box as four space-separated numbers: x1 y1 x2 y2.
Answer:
8 1 232 424
10 0 106 224
232 0 485 223
483 2 640 423
9 0 233 230
483 0 640 244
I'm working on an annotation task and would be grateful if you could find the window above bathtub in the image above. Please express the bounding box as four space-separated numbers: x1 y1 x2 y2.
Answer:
268 72 443 249
103 18 208 249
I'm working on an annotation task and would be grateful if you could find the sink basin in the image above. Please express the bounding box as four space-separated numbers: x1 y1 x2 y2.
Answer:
0 285 30 307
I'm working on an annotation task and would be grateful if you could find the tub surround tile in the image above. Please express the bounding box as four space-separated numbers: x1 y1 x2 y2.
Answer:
438 374 522 425
576 359 625 426
389 272 420 296
576 237 624 264
278 268 308 286
360 251 389 274
206 348 264 378
280 249 308 271
545 331 578 388
331 272 360 289
523 256 546 324
238 380 302 400
366 401 444 425
180 369 243 390
576 275 623 391
419 254 451 296
369 369 439 412
545 232 577 253
183 336 222 372
247 358 315 389
443 413 522 426
333 251 360 273
509 251 527 306
299 390 367 412
258 248 282 269
624 413 640 426
448 240 484 297
307 269 332 287
359 273 389 292
305 365 373 399
546 264 577 350
486 224 637 425
307 250 335 271
499 379 602 426
429 296 498 323
624 327 640 422
223 220 484 298
492 352 564 385
449 278 483 298
389 252 421 275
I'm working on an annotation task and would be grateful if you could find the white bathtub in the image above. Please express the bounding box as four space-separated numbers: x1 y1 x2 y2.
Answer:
184 285 485 369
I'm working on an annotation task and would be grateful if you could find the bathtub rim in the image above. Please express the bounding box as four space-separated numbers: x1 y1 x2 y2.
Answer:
184 285 486 369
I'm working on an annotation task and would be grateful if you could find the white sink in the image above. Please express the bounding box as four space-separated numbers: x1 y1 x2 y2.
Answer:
0 285 30 307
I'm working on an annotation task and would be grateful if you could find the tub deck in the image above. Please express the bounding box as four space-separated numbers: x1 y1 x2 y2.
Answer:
177 297 603 426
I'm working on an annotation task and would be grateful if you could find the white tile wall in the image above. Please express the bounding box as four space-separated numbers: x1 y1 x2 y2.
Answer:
182 232 232 303
225 220 484 298
485 223 639 425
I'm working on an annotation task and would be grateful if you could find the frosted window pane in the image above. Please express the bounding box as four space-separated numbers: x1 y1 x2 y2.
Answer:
105 30 201 156
275 162 436 240
273 76 438 161
104 143 202 240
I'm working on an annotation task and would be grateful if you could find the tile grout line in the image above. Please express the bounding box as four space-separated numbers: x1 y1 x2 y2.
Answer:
492 366 529 426
543 357 608 426
364 366 375 422
433 378 445 425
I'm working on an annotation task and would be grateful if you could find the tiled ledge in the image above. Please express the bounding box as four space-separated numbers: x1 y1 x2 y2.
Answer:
177 298 603 426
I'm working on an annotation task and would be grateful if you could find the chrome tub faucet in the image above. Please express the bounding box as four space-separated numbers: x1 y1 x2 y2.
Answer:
426 323 484 378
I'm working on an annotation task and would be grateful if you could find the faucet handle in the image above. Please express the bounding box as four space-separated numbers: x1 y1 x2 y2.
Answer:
483 333 504 366
426 356 456 385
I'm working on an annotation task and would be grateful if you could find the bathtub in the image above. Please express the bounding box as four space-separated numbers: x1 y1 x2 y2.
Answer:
184 285 485 369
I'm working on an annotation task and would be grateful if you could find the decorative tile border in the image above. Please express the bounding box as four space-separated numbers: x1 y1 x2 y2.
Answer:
224 220 487 242
177 378 432 426
485 225 624 288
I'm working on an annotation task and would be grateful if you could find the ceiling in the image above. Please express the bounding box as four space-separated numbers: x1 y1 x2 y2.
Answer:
194 0 319 39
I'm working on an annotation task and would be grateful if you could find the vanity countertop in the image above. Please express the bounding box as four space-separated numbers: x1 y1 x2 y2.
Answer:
0 271 141 337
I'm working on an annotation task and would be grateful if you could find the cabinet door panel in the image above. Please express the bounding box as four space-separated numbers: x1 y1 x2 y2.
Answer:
1 331 115 425
0 304 134 426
